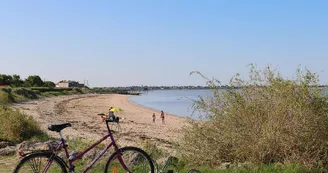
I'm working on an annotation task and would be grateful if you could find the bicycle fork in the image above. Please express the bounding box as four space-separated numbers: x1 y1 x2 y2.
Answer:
116 151 131 173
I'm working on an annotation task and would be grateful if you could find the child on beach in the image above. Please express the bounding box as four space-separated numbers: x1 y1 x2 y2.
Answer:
152 113 156 123
160 110 165 124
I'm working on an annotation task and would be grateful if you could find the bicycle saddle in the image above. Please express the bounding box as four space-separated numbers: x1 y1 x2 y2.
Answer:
48 123 72 132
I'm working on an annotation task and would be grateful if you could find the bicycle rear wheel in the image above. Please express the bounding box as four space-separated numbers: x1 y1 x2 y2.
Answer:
13 152 68 173
105 146 154 173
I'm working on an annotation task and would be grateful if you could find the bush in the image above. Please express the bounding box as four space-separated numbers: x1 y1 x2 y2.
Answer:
12 88 38 99
178 65 328 170
30 87 73 92
73 88 83 94
0 106 48 143
0 89 15 104
42 91 61 96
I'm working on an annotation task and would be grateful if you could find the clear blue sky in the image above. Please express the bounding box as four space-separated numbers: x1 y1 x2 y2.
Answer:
1 0 327 87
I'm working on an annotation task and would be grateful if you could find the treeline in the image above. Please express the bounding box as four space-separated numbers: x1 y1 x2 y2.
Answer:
0 74 55 88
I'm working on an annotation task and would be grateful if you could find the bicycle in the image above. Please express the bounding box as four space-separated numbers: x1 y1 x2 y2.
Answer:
13 114 155 173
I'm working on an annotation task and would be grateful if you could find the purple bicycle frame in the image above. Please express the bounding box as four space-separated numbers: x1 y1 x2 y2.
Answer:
42 124 130 173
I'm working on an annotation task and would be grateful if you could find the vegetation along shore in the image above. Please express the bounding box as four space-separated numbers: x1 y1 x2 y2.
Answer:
2 65 328 173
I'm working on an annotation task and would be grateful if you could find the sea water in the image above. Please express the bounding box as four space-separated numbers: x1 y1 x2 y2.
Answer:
128 89 212 119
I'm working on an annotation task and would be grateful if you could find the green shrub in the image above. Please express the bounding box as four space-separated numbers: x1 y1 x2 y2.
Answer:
0 89 15 104
42 91 62 96
33 90 41 95
73 88 83 94
0 106 48 143
63 90 81 95
179 65 328 170
30 87 73 92
12 88 38 99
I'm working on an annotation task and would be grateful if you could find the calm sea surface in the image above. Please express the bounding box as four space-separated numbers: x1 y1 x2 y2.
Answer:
128 88 328 119
128 89 213 118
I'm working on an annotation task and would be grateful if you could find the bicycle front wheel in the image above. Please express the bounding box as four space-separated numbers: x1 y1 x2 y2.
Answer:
105 146 154 173
187 169 201 173
162 163 179 173
13 152 68 173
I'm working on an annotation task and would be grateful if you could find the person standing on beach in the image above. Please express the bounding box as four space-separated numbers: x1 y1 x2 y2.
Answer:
160 110 165 124
152 113 156 123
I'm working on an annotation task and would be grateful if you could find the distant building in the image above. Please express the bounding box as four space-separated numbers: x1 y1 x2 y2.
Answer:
56 80 85 88
0 84 9 89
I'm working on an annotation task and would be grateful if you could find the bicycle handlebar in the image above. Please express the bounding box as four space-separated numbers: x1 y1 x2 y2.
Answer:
106 115 120 123
98 113 120 123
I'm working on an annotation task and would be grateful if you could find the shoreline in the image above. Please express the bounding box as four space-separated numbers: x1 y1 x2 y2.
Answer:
126 95 187 119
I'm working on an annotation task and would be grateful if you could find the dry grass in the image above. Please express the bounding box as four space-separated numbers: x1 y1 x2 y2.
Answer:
179 65 328 170
0 106 48 143
0 89 15 104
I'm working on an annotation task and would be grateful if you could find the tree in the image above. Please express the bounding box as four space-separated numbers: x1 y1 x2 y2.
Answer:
24 75 44 87
43 81 55 88
0 74 12 85
11 74 24 87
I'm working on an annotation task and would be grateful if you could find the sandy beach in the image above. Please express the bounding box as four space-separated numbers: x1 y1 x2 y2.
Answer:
13 94 188 153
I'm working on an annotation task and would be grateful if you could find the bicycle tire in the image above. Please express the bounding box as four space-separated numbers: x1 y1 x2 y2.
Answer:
162 163 179 173
104 146 155 173
187 169 201 173
13 152 68 173
152 159 160 173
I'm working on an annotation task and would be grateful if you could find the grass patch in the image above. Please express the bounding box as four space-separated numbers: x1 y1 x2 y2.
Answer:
30 87 73 92
179 164 317 173
0 106 49 143
0 154 19 173
0 87 87 105
0 86 134 105
12 88 38 100
64 137 107 151
60 137 110 172
0 89 15 104
139 140 168 160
